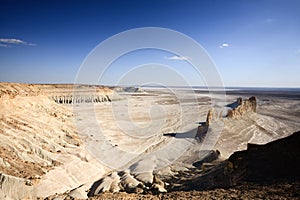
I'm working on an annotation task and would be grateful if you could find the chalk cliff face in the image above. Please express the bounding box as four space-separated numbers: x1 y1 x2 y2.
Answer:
0 83 119 104
36 84 119 104
0 83 83 198
226 96 257 118
0 83 114 199
197 97 257 140
201 96 257 129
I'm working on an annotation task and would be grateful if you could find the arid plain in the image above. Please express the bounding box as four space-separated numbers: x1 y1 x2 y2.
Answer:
0 82 299 199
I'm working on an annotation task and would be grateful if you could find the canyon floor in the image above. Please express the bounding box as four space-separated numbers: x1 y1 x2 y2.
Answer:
0 83 299 199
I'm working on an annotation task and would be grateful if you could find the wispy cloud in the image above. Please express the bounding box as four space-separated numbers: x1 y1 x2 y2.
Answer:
295 49 300 55
0 38 36 47
165 55 189 61
0 43 10 47
219 43 229 48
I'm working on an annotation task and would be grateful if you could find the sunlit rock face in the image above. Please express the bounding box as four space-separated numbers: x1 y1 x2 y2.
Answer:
226 96 257 118
196 96 257 141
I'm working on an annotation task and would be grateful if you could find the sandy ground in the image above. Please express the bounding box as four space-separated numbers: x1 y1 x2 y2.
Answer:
0 83 300 199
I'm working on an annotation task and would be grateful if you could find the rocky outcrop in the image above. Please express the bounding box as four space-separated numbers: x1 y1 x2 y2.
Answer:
227 131 300 183
196 97 257 140
205 96 257 122
226 96 257 118
88 170 168 196
195 109 215 140
205 109 214 126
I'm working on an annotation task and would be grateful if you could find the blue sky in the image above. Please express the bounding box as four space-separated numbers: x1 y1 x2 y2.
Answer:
0 0 300 87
